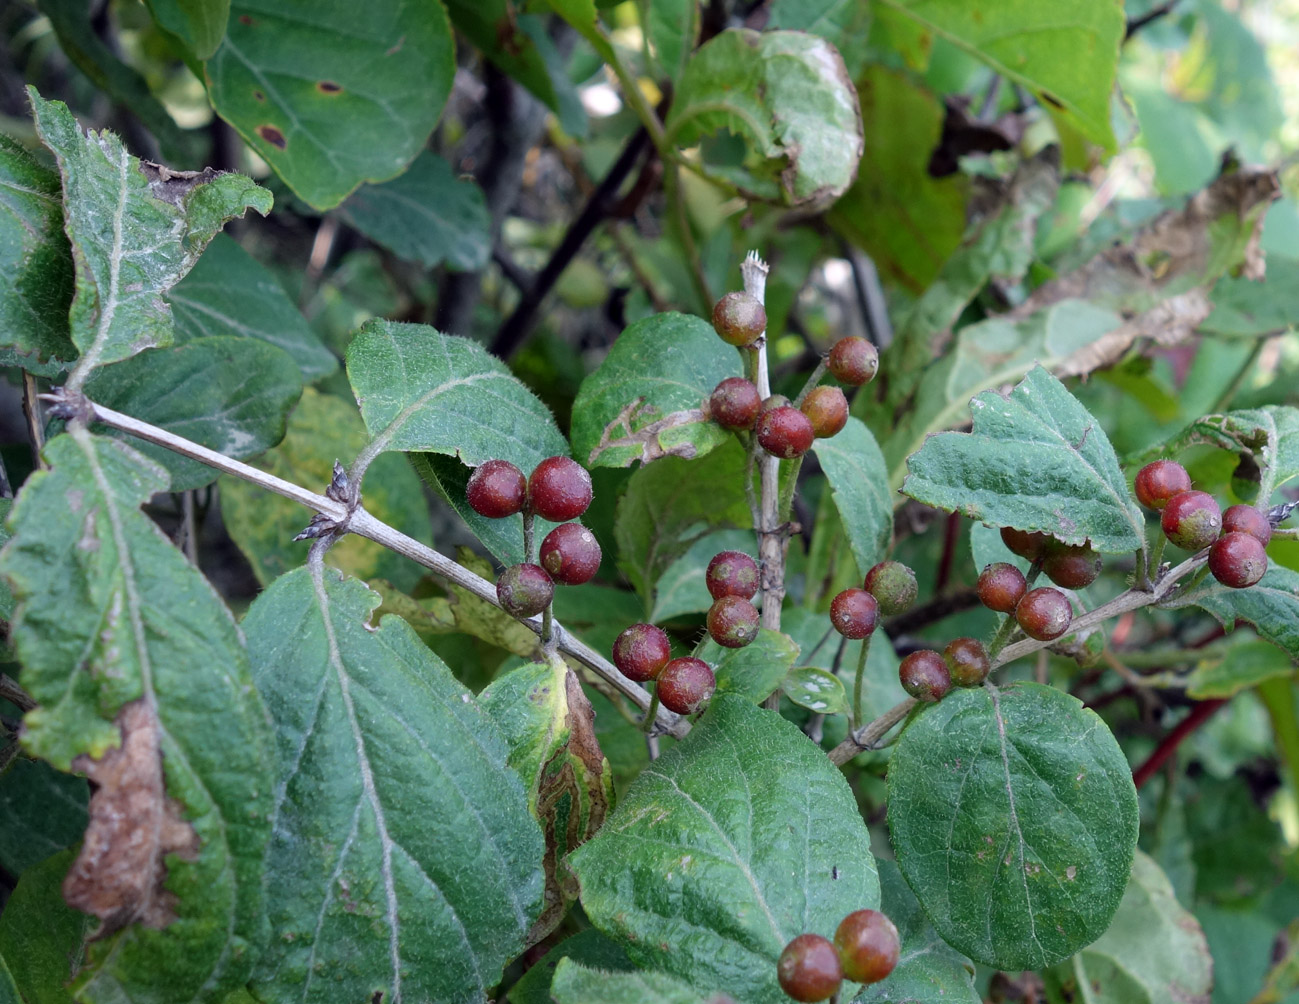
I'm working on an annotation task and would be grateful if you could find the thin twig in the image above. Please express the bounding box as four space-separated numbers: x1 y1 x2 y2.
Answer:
1125 0 1179 40
829 698 916 766
0 673 35 713
22 373 46 470
1131 698 1226 788
180 490 198 565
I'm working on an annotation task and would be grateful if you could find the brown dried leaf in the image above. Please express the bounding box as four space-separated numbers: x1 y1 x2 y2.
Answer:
588 397 708 466
1055 289 1213 380
62 699 199 937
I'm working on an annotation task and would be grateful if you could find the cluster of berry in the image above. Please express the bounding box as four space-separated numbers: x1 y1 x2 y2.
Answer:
777 909 900 1001
611 623 714 716
466 455 597 617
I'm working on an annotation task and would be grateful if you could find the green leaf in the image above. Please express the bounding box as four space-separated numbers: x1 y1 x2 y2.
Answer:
783 666 848 716
887 682 1139 971
84 337 303 490
852 860 979 1004
902 366 1145 552
0 430 275 1002
219 387 432 589
1184 640 1295 700
337 151 490 271
873 0 1124 150
645 0 699 86
0 848 93 1004
550 959 718 1004
812 417 892 573
479 659 614 946
572 312 742 469
1203 257 1299 338
651 528 756 623
1043 851 1212 1004
1185 777 1284 908
169 233 337 379
243 565 545 1004
0 134 75 365
0 757 88 878
205 0 454 210
666 29 864 206
506 928 633 1004
767 0 873 78
143 0 229 58
697 628 800 704
1164 564 1299 663
570 694 880 1003
782 608 905 725
0 956 17 1004
28 89 271 374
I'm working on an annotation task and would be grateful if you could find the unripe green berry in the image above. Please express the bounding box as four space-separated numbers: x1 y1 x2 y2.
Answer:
899 650 950 702
829 588 879 639
1208 532 1268 588
528 456 593 522
757 406 815 459
706 550 760 601
944 637 990 688
977 562 1027 613
863 561 917 616
1222 504 1272 545
495 563 554 618
827 337 879 386
834 909 900 985
1134 459 1191 511
712 291 766 346
777 934 843 1003
1161 491 1222 551
1016 587 1072 641
707 596 760 648
613 623 671 682
800 385 848 439
657 657 716 715
710 377 762 431
539 523 601 585
1041 542 1102 590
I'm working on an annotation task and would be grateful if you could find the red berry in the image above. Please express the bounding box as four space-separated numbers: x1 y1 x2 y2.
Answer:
864 561 917 616
1000 527 1053 561
1016 587 1072 641
539 523 601 585
1222 504 1272 546
495 563 554 618
777 934 843 1003
710 377 762 431
977 562 1027 613
945 637 990 688
613 624 671 682
706 550 760 601
528 456 593 522
1208 532 1268 588
712 291 766 347
466 459 527 518
834 909 900 985
707 596 760 648
657 658 716 715
800 386 848 439
899 650 950 702
1042 543 1102 590
1135 459 1192 511
829 588 879 639
757 406 815 460
760 394 791 414
1161 491 1222 552
827 337 879 386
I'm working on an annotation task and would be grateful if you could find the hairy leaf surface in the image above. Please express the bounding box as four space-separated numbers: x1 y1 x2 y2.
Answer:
505 929 632 1004
550 959 718 1004
698 628 799 705
0 848 93 1004
0 758 88 878
1164 564 1299 662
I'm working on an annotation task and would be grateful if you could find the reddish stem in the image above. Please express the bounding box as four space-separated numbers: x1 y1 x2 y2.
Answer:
936 512 960 593
1131 699 1227 789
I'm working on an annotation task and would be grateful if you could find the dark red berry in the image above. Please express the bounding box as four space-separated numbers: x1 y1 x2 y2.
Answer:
1161 491 1222 552
539 523 601 585
1135 459 1192 511
829 588 879 639
613 623 671 682
944 637 990 688
827 337 879 386
1016 587 1072 641
657 658 716 715
757 406 815 459
1208 532 1268 588
800 386 848 439
1042 543 1102 590
760 394 791 414
899 650 951 702
466 459 527 518
1222 504 1272 546
864 561 917 616
706 596 760 648
834 909 900 985
712 291 766 346
977 562 1027 613
528 456 593 522
1000 527 1053 561
777 934 843 1003
710 377 762 431
706 550 760 601
496 563 554 618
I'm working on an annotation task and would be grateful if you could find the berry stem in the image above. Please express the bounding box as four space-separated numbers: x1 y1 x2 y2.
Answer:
641 685 662 734
1144 534 1167 589
852 635 873 729
522 509 536 564
986 613 1020 659
777 456 804 522
541 604 554 646
829 697 917 766
791 359 828 408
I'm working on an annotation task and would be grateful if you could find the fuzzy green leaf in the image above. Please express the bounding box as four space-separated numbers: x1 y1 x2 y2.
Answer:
572 312 741 469
550 959 718 1004
783 666 848 716
1164 564 1299 663
506 930 633 1004
812 417 892 574
1184 639 1295 699
0 758 87 878
570 695 879 1003
697 628 799 705
645 0 698 85
902 366 1145 552
143 0 228 58
243 566 544 1004
651 529 757 623
0 848 93 1004
887 682 1139 971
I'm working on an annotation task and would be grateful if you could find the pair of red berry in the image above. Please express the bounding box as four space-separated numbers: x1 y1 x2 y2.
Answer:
467 455 598 617
977 560 1075 643
612 624 715 715
776 909 900 1002
896 636 993 702
828 560 918 640
705 550 761 649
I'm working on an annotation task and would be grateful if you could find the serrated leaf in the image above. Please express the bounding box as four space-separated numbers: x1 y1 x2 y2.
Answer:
902 366 1145 552
0 134 75 365
337 151 490 271
28 89 271 375
1164 564 1299 663
887 682 1139 971
696 628 799 705
205 0 454 210
572 312 741 469
143 0 228 58
550 959 718 1004
0 848 92 1004
84 337 302 490
652 529 757 623
0 430 275 1002
169 233 337 379
506 928 633 1004
812 417 892 572
479 659 613 946
570 694 879 1003
0 757 88 878
665 29 863 207
1043 851 1212 1004
243 565 544 1004
1184 640 1295 699
783 666 848 715
219 387 431 589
